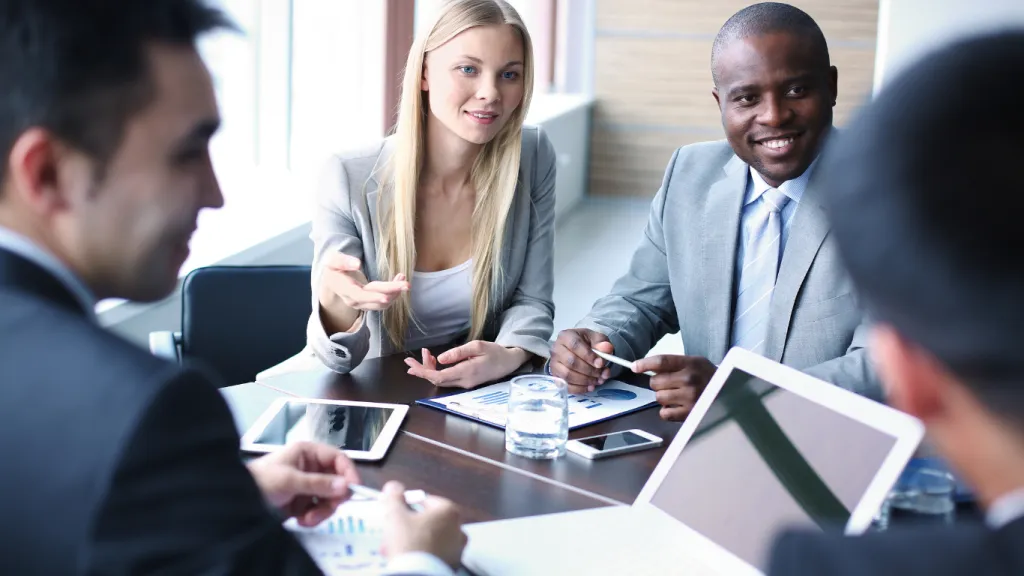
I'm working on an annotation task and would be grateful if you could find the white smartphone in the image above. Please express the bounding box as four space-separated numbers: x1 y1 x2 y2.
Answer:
566 429 664 460
590 348 656 376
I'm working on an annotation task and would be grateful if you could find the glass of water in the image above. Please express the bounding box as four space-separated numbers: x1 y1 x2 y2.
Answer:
505 375 569 459
875 466 956 530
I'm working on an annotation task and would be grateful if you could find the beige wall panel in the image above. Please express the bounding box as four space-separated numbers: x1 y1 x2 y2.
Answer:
594 39 875 128
831 48 875 124
590 0 879 197
594 38 718 128
596 0 878 44
589 128 719 197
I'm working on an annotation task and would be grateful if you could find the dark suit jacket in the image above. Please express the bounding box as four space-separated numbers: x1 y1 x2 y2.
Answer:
0 248 322 574
769 518 1024 576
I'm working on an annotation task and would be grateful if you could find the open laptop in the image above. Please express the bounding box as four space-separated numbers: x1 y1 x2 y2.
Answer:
462 348 924 576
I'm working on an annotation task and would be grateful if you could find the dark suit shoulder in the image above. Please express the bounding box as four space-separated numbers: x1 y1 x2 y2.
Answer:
0 285 193 440
90 367 320 574
2 285 174 373
0 288 224 575
769 523 1018 576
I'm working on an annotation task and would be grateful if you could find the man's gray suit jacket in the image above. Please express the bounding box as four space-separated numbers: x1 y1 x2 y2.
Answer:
578 139 880 400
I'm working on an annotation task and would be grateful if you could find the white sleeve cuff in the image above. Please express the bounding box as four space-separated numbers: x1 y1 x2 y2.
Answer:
382 551 455 576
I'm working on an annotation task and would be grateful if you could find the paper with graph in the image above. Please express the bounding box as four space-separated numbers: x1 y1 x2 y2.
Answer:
417 379 658 431
284 497 387 575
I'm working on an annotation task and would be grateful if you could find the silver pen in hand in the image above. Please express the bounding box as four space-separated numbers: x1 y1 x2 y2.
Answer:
348 483 427 512
591 348 657 376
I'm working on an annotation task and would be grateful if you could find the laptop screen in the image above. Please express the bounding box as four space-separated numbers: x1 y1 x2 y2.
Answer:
648 368 898 570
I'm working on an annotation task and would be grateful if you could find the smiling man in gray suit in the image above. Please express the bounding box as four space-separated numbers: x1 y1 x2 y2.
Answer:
550 2 879 422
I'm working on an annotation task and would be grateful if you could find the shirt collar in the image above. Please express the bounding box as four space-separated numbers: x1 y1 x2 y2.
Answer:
745 155 820 208
0 226 97 323
986 487 1024 530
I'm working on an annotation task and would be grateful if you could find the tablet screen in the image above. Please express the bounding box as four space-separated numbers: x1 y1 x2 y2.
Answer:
648 369 898 570
253 401 396 452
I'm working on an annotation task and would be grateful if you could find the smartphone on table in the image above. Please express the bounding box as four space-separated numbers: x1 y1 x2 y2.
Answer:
566 429 663 460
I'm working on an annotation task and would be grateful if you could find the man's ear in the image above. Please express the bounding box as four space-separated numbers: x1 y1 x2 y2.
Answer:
5 128 84 215
712 86 721 109
871 325 945 421
828 65 839 107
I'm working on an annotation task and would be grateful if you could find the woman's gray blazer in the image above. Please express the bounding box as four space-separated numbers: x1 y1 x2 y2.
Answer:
307 125 557 374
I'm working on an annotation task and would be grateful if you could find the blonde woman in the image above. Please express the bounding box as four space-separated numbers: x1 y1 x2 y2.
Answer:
307 0 555 389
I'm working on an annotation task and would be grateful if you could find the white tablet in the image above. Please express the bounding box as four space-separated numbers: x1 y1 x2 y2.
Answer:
241 398 408 461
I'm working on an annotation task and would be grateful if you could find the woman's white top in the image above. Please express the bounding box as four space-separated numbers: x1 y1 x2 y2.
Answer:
404 259 473 350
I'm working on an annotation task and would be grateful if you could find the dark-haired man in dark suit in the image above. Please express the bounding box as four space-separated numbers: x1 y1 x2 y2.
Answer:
768 30 1024 575
0 0 464 574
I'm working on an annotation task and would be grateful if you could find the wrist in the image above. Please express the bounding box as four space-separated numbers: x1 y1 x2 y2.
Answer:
246 461 277 505
504 346 530 367
319 294 361 334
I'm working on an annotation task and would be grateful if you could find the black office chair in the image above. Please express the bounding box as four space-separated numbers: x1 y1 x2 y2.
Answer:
149 265 313 386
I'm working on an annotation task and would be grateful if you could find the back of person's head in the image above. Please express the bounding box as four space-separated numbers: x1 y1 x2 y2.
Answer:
0 0 231 187
0 0 232 302
820 31 1024 433
381 0 535 349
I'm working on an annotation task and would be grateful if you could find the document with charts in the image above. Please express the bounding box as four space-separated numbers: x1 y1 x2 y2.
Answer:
417 379 658 430
284 497 386 575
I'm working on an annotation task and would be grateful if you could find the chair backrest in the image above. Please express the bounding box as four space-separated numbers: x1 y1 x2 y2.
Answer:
181 265 311 386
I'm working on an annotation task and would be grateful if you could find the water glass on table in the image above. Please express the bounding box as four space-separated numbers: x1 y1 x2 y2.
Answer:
505 375 569 459
874 465 956 530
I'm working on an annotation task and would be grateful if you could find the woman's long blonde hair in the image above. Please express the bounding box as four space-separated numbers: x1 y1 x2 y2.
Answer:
377 0 534 350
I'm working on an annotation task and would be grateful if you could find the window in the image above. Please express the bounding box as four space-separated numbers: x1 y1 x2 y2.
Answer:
200 0 260 172
189 0 385 274
289 1 385 173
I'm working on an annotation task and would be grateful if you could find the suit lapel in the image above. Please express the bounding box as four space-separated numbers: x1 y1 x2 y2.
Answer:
763 184 830 362
701 155 748 361
365 144 388 280
366 184 381 259
363 150 394 355
0 248 87 317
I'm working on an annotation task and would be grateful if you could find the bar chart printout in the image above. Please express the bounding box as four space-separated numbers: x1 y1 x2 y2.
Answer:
284 498 386 575
423 380 658 430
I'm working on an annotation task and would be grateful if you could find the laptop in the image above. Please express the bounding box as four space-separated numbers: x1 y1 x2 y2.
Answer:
462 348 925 576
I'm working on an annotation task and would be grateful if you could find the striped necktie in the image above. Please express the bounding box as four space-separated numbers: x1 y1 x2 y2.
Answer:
731 188 790 354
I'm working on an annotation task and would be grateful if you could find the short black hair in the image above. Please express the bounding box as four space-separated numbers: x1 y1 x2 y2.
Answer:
820 31 1024 420
0 0 233 189
711 2 830 85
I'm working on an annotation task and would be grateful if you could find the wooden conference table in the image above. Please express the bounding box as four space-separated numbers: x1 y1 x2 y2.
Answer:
221 354 676 524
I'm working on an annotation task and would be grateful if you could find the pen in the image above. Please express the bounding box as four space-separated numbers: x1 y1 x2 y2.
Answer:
348 483 427 512
591 348 657 376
